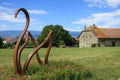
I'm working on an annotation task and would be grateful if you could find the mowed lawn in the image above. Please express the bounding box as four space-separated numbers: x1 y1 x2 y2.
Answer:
0 47 120 80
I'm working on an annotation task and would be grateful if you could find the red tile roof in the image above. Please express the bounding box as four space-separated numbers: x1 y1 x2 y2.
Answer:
84 26 120 38
3 37 17 44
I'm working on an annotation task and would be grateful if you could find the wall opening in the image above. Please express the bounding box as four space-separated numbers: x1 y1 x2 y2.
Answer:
112 41 116 47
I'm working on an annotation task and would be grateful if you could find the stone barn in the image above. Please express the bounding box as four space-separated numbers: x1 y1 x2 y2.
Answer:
79 24 120 48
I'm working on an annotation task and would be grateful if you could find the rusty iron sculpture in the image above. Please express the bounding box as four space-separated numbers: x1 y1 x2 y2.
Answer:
14 8 53 75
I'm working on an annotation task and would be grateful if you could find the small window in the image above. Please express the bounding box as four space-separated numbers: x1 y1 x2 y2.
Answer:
89 35 91 38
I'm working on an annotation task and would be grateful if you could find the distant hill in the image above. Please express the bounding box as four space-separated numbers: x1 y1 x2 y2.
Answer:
69 31 80 38
0 30 41 38
0 30 80 38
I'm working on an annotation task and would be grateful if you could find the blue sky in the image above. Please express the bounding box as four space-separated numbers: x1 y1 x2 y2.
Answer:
0 0 120 31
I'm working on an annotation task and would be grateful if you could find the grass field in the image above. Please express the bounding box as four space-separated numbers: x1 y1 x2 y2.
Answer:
0 47 120 80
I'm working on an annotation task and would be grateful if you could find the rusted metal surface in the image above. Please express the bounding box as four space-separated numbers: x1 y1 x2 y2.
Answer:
14 8 53 75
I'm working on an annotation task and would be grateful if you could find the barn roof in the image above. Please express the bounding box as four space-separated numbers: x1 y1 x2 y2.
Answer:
3 37 17 44
83 24 120 38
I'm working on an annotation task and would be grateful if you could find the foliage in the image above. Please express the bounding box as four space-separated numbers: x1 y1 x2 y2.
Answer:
37 25 74 47
26 41 34 48
0 61 92 80
0 36 3 48
16 36 25 46
91 44 96 47
1 43 12 48
26 61 92 80
20 38 25 46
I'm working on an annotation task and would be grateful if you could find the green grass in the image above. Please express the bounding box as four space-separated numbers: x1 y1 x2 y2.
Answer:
0 47 120 80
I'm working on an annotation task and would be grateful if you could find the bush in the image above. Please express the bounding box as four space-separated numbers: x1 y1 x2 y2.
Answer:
1 43 12 48
91 44 96 47
26 41 34 48
2 61 92 80
0 36 3 48
26 61 92 80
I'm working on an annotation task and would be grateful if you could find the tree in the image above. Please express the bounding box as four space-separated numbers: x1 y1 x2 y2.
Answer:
16 36 26 46
0 36 3 48
37 25 74 47
2 43 12 48
27 41 34 48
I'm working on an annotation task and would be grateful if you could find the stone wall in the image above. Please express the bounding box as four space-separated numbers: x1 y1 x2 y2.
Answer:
98 38 120 47
79 31 120 48
79 31 98 48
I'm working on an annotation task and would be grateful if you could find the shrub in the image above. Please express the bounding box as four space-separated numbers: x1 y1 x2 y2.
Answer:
91 44 96 47
1 61 92 80
1 43 12 48
25 61 92 80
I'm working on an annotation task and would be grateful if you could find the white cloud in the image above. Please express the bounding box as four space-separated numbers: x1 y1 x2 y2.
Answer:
72 9 120 28
28 10 48 15
0 12 25 23
0 6 47 23
0 6 13 13
84 0 107 8
65 27 82 32
0 6 48 31
84 0 120 8
107 0 120 8
0 24 8 31
0 6 25 23
1 2 15 6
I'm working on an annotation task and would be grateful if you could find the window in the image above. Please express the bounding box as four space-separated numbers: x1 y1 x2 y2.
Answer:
83 35 84 38
89 35 91 38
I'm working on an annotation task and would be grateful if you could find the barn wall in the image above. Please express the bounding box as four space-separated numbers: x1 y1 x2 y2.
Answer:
98 38 120 47
79 31 98 48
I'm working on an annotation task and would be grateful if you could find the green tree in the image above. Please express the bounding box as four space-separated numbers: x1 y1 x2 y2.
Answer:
2 43 12 48
37 25 74 47
0 36 3 48
16 36 25 46
27 41 34 48
20 38 25 46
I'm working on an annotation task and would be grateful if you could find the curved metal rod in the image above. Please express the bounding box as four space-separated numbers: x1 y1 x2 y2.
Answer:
28 31 43 65
14 8 30 75
44 34 52 64
23 30 53 74
14 8 53 75
17 32 29 74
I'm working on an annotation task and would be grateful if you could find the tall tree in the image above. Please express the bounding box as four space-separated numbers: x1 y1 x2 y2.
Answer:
0 36 3 48
37 25 74 47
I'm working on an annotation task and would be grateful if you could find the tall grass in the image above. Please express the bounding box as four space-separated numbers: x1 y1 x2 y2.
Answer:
0 47 120 80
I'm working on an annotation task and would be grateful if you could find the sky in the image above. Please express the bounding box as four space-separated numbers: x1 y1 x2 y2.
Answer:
0 0 120 31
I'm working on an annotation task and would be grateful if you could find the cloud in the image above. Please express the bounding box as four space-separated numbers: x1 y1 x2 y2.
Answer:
28 10 48 15
1 2 15 6
0 13 25 23
0 24 7 31
72 9 120 28
65 28 81 32
65 26 82 32
107 0 120 8
0 6 46 23
0 6 23 22
0 6 13 13
84 0 120 8
0 6 47 31
84 0 106 8
0 6 25 23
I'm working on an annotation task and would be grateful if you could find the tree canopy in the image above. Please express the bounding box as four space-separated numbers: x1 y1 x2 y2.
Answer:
37 25 74 47
0 36 3 48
